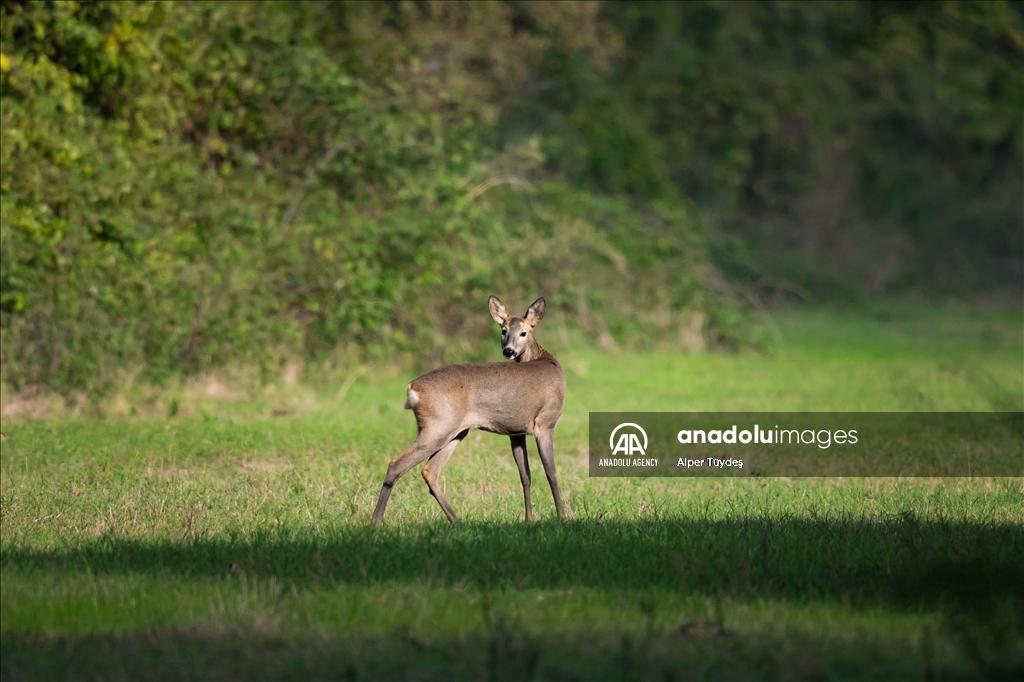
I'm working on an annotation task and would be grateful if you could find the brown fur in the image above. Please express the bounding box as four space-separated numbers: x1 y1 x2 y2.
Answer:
371 296 566 525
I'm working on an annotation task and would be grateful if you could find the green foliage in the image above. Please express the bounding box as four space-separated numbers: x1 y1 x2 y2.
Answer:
0 1 719 393
2 1 1019 393
509 1 1024 296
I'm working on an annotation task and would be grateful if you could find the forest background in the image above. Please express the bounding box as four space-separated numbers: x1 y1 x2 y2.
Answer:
2 0 1021 396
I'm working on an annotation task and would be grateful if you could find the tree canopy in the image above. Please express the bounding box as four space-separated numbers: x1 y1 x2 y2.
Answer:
2 1 1020 392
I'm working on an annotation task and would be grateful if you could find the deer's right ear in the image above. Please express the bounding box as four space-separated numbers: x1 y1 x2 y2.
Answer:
488 295 509 325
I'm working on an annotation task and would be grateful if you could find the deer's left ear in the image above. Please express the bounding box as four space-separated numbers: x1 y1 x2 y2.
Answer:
489 295 509 325
525 297 545 325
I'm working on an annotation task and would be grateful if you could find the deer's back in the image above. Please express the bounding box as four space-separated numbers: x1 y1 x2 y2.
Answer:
408 358 565 436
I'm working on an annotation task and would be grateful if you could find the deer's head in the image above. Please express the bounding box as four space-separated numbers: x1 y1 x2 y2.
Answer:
488 296 546 362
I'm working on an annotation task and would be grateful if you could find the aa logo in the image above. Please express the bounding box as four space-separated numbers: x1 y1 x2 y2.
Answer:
610 423 648 456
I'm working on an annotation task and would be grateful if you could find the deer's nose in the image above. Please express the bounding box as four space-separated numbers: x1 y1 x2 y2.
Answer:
503 347 516 358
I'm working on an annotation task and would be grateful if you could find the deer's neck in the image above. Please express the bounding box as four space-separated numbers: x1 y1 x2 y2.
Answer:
517 340 555 363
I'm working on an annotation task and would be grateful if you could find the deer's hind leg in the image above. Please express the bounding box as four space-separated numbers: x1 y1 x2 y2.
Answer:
422 429 468 523
372 426 463 527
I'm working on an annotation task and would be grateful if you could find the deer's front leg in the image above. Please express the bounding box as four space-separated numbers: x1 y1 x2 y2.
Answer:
510 435 533 523
535 429 564 520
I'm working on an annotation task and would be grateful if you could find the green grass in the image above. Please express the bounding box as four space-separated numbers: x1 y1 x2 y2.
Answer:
2 301 1023 680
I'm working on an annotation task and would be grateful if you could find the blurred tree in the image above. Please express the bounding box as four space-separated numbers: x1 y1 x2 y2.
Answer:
504 0 1023 297
2 0 1019 393
0 1 714 393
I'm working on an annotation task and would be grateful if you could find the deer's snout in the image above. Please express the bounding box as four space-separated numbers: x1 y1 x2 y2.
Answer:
503 346 516 359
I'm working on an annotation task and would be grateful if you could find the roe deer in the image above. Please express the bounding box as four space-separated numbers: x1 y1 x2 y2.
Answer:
371 296 566 526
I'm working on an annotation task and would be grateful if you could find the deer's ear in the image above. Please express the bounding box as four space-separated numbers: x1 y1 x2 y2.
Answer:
488 295 509 325
525 297 546 325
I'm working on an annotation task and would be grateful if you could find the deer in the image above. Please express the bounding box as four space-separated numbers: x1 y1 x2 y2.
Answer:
371 296 566 526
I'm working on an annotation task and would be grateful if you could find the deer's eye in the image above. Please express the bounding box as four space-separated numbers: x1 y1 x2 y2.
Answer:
501 328 507 335
520 331 527 337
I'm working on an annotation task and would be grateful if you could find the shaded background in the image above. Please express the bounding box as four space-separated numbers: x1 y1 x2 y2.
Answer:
2 0 1021 394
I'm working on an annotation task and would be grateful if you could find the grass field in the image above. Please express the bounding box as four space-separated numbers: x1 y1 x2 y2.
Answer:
2 301 1023 680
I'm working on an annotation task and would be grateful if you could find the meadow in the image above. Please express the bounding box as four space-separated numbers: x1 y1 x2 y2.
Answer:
1 302 1022 680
